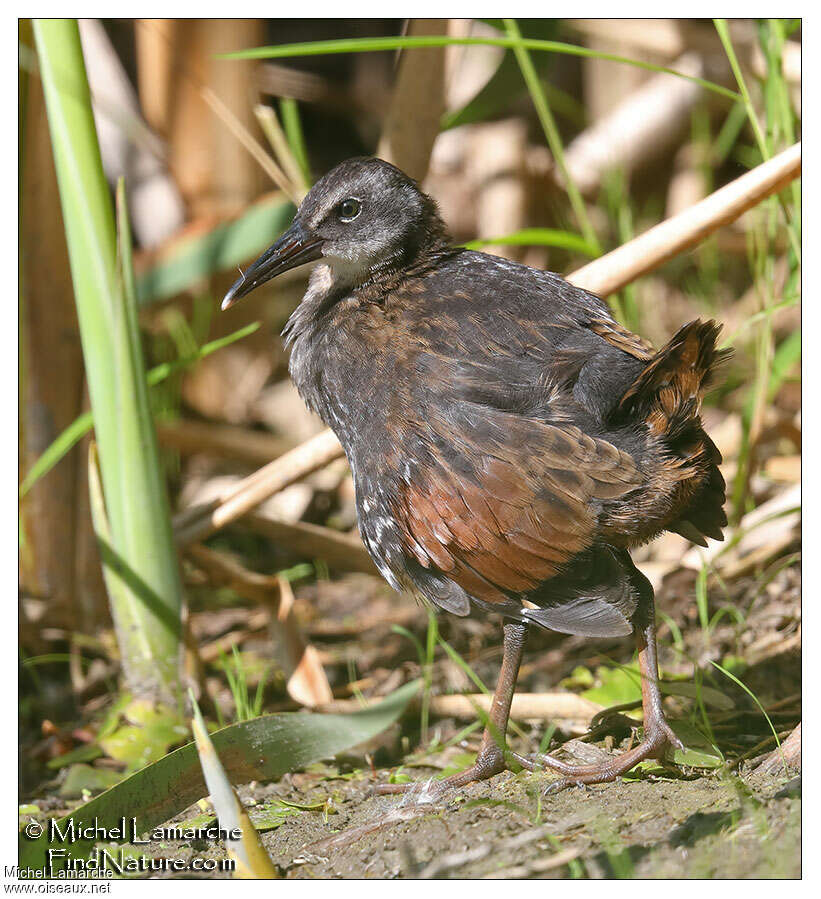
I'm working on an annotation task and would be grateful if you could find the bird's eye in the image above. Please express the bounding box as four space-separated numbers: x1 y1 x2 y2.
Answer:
338 198 361 222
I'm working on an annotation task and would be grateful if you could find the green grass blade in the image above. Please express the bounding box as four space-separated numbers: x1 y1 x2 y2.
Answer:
278 97 311 186
19 322 260 498
714 19 800 262
504 18 600 255
463 227 597 256
709 661 783 759
220 35 740 101
421 610 438 743
714 20 769 160
437 637 489 695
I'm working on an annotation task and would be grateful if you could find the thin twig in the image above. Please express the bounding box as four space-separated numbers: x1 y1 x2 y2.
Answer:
174 428 343 545
201 86 301 204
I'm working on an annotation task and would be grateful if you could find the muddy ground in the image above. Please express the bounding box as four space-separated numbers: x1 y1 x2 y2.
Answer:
141 746 800 879
22 561 801 879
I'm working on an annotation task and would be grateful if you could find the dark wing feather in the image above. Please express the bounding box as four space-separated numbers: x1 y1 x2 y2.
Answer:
391 403 644 617
523 545 647 637
587 316 655 362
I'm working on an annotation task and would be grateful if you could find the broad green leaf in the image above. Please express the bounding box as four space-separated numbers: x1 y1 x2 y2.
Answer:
59 764 124 798
247 797 329 833
582 665 642 710
46 743 103 770
582 666 733 713
660 681 734 711
99 700 188 773
136 197 295 305
174 812 217 831
669 720 724 769
19 680 419 872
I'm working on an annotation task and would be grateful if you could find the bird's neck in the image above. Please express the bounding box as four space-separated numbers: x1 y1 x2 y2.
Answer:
283 263 376 442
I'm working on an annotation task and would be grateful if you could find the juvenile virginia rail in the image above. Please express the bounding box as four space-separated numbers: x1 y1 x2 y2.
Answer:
223 157 728 795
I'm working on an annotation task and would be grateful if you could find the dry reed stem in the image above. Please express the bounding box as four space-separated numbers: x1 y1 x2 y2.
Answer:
570 142 800 297
320 691 602 721
174 428 343 545
377 19 451 181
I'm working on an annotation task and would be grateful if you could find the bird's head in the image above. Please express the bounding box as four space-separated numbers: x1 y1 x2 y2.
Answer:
221 156 448 310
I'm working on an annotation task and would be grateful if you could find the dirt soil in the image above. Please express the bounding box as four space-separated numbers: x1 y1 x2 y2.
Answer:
150 758 800 879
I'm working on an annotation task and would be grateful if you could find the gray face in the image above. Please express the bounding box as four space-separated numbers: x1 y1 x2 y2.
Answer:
297 157 437 279
221 157 447 310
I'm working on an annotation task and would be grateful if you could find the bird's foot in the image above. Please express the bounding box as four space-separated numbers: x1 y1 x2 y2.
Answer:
511 718 684 794
375 744 507 801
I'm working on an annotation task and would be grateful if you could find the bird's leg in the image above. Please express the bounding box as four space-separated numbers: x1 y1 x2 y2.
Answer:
376 621 528 797
511 600 683 791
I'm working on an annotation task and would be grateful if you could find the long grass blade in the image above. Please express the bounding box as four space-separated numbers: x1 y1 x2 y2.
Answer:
504 18 600 254
463 227 596 255
19 322 260 497
220 35 740 101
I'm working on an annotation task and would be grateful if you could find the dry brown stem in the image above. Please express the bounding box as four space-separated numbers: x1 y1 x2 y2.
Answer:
320 692 601 722
188 542 332 706
157 419 293 467
570 142 801 298
174 428 343 545
377 19 451 181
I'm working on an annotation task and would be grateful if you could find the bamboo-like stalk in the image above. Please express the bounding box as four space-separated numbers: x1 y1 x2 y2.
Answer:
34 19 184 704
376 19 450 182
320 692 602 722
568 141 800 297
173 142 800 547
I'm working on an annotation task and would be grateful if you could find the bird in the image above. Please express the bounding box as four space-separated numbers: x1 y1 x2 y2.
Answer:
222 156 729 796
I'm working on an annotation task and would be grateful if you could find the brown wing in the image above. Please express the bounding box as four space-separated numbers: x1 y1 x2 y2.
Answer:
588 317 655 361
392 408 644 608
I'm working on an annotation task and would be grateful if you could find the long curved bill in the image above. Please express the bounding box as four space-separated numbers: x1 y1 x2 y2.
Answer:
221 222 324 310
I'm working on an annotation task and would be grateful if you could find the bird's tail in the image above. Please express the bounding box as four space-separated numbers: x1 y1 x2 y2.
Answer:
618 319 731 545
618 319 729 438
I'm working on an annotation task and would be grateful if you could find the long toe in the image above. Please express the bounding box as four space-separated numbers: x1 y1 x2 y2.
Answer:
375 749 508 800
514 720 684 790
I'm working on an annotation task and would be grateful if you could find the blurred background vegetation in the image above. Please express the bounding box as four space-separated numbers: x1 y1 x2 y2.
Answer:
19 18 800 877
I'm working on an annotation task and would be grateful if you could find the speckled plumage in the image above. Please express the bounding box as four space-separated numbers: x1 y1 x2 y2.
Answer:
237 166 725 639
222 155 729 792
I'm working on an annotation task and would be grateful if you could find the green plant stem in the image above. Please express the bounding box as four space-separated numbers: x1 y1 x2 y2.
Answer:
420 610 438 743
279 98 311 187
34 19 184 704
710 661 783 765
714 19 768 159
504 18 601 255
714 18 800 263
